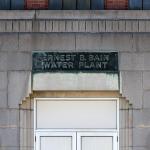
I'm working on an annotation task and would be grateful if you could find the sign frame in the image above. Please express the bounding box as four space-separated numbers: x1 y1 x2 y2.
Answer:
32 52 118 73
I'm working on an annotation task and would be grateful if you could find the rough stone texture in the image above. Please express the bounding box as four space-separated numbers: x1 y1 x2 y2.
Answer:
119 53 144 71
1 11 150 33
0 72 7 90
0 20 150 33
143 53 150 70
143 72 150 90
0 128 19 147
133 109 150 127
7 52 31 71
0 109 19 127
0 52 7 71
76 34 102 51
133 34 150 52
133 148 147 150
133 128 150 147
0 91 7 108
76 33 134 52
33 73 119 91
18 33 76 52
143 91 150 108
121 71 143 109
8 71 31 108
0 34 18 51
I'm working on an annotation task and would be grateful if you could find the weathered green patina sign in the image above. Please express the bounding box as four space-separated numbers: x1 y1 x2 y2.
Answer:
32 52 118 73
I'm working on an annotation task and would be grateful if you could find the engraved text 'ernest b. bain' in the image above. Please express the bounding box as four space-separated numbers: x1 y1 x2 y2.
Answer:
33 52 118 73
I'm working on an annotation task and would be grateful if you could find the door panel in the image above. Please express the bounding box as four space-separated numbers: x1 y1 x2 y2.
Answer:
81 137 113 150
36 132 76 150
41 137 72 150
77 132 117 150
36 132 118 150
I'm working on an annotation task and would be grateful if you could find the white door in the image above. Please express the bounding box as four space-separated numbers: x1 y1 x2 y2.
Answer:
35 98 119 150
36 132 76 150
77 132 118 150
36 132 118 150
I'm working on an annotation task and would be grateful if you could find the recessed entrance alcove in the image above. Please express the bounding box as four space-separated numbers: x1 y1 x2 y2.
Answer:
19 52 133 150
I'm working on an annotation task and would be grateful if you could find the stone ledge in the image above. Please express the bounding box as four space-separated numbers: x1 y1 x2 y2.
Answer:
0 10 150 20
36 10 150 20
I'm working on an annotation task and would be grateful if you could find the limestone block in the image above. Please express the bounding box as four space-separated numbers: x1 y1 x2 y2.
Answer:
0 34 18 51
133 128 150 147
119 53 144 71
133 109 150 127
125 21 132 32
112 21 119 32
0 147 20 150
19 21 26 32
72 21 79 32
143 91 150 108
66 21 73 32
0 109 9 127
78 21 86 32
98 21 105 32
76 34 102 51
132 21 139 32
92 21 99 33
7 52 31 71
143 53 150 70
0 21 5 32
25 21 33 32
118 21 126 32
0 52 7 71
145 21 150 32
100 34 134 52
85 21 92 32
19 33 76 51
33 73 119 91
0 90 7 108
52 21 59 32
134 34 150 52
8 71 31 108
0 10 35 20
13 21 20 32
5 21 13 32
143 72 150 90
0 109 19 127
121 71 143 109
105 21 112 32
9 109 19 127
45 21 52 32
39 21 46 32
59 21 66 32
133 147 147 150
0 72 7 90
19 110 27 129
0 128 19 147
139 21 146 32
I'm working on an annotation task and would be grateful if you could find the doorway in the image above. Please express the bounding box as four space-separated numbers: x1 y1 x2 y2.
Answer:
36 131 118 150
34 98 119 150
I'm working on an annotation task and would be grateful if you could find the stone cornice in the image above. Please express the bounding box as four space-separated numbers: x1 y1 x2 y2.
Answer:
0 10 150 33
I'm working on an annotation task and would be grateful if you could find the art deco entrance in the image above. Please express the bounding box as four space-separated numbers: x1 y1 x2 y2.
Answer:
34 98 119 150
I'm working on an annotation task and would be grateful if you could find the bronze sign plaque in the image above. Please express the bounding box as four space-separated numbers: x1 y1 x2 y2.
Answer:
33 52 118 73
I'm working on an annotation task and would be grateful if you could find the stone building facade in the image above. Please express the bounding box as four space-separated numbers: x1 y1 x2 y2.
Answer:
0 10 150 150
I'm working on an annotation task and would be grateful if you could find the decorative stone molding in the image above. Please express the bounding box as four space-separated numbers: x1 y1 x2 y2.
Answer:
0 10 150 33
